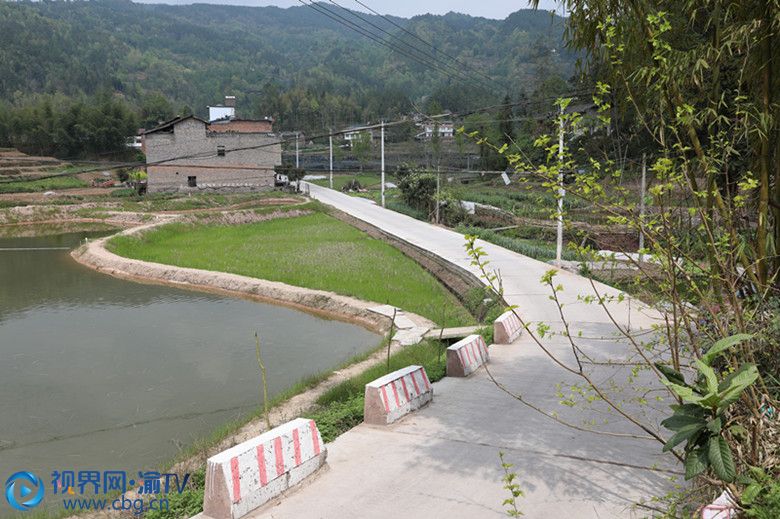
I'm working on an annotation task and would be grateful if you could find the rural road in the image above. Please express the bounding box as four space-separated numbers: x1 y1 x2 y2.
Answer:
252 183 676 518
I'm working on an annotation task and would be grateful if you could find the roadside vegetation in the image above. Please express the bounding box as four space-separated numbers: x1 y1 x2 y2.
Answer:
107 209 473 327
449 1 780 515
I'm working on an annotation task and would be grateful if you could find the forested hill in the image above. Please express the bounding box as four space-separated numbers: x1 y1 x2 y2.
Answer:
0 0 574 135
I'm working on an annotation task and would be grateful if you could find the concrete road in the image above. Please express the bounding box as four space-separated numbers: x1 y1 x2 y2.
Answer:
251 184 676 518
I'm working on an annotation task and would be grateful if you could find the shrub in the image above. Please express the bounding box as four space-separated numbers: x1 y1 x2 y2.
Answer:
397 170 437 213
145 469 205 519
742 467 780 518
110 188 137 198
341 178 362 192
456 225 578 262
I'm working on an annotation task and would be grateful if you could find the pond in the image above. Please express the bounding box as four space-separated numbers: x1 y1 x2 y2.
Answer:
0 232 379 514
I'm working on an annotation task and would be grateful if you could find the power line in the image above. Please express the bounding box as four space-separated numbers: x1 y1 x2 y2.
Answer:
297 1 491 94
324 0 499 95
351 0 511 92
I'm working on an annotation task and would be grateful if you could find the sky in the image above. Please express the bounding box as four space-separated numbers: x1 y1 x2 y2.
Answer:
134 0 565 19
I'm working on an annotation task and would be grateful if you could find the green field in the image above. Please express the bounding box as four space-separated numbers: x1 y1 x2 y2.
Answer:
108 211 474 326
0 174 87 193
309 172 392 191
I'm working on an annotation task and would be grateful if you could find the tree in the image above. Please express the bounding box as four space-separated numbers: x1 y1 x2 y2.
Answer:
498 94 515 144
351 131 372 172
140 92 174 128
462 1 780 512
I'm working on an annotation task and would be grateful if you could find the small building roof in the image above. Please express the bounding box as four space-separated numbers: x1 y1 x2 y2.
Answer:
142 115 207 135
143 116 275 136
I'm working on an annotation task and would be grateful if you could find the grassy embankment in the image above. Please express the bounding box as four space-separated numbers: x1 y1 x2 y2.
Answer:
108 209 474 327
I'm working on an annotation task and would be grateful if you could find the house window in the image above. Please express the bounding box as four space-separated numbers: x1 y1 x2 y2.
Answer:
217 145 226 157
187 176 197 187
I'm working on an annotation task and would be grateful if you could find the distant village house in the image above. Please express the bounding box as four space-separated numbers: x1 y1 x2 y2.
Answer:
343 125 374 148
416 121 454 140
142 97 281 193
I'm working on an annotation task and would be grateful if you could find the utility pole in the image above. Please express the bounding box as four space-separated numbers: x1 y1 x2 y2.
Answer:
380 121 386 207
556 102 565 267
639 152 647 263
329 131 334 190
435 166 440 224
295 132 300 169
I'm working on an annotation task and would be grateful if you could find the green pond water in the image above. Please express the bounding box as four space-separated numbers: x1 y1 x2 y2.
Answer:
0 232 379 515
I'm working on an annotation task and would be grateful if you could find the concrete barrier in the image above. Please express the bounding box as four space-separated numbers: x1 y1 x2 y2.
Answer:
203 418 326 519
446 334 489 377
494 310 523 344
364 365 433 425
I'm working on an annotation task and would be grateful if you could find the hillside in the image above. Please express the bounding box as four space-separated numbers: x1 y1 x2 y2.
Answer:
0 0 574 132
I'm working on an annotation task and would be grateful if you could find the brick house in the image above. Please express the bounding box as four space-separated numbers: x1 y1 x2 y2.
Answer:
142 115 281 193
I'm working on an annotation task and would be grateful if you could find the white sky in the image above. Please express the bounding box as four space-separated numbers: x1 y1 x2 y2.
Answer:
134 0 565 19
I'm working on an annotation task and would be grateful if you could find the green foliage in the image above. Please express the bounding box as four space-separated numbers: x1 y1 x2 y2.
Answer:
477 325 494 346
351 131 373 171
437 189 468 226
385 198 427 221
397 168 437 216
306 393 364 443
341 178 363 192
463 285 504 324
128 170 147 182
0 175 86 193
499 452 524 517
145 470 205 519
0 2 574 143
456 225 578 262
0 93 139 158
741 467 780 518
656 334 757 483
110 188 138 198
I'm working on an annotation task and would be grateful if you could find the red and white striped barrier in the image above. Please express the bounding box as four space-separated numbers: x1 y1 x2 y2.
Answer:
446 334 489 377
203 418 326 519
700 491 737 519
364 365 433 425
494 310 523 344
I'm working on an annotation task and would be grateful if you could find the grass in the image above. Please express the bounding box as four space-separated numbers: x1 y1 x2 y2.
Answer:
108 211 473 327
111 191 300 212
309 172 391 191
456 224 579 262
0 175 87 193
